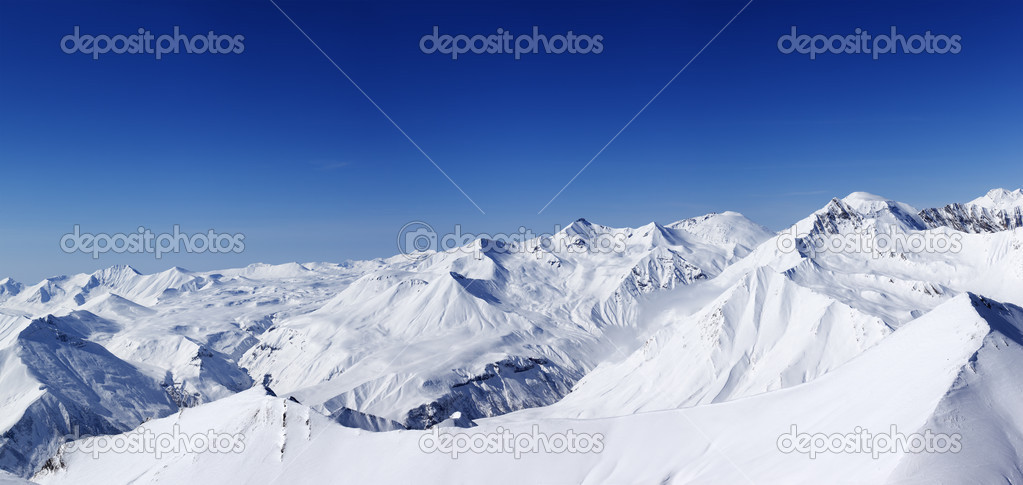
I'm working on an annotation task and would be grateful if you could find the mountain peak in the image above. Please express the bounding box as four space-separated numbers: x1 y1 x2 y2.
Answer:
0 277 22 296
560 218 607 239
838 192 910 215
986 188 1022 198
96 264 142 276
968 188 1023 211
842 191 890 203
797 192 926 235
666 212 773 251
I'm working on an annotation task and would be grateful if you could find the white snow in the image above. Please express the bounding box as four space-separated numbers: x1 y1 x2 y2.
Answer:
3 188 1023 483
968 188 1023 211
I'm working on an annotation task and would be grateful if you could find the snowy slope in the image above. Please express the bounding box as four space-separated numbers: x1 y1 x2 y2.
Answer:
0 262 384 477
239 214 772 428
887 295 1023 484
523 192 1023 419
3 188 1023 482
0 313 177 477
33 294 1018 485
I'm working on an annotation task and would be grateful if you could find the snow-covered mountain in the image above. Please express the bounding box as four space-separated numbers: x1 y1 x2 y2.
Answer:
2 188 1023 484
33 293 1023 485
238 213 772 430
920 188 1023 233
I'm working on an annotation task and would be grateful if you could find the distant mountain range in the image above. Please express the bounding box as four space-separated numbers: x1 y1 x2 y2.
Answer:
2 188 1021 484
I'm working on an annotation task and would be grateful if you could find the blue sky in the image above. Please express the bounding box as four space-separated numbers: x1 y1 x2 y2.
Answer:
1 0 1021 282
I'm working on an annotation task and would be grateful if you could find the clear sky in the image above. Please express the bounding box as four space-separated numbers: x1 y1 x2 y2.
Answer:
1 0 1021 283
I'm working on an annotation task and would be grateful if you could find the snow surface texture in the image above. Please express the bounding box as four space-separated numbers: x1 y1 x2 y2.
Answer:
1 189 1021 483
